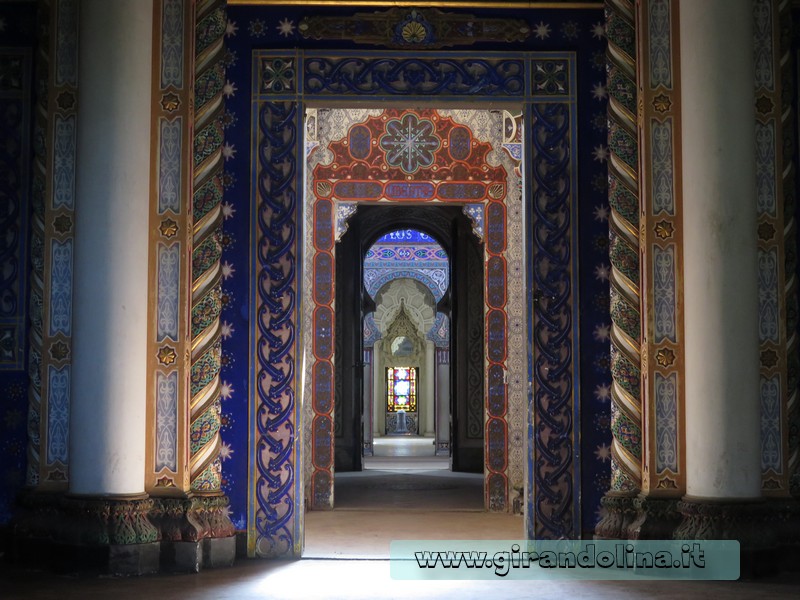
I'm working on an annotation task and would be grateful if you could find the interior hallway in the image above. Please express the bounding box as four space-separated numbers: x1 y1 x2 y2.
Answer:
3 437 799 598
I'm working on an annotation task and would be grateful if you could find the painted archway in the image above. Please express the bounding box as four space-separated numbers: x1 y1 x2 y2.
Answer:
303 106 521 511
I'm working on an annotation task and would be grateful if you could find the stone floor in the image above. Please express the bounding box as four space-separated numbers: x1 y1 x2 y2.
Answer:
3 437 799 598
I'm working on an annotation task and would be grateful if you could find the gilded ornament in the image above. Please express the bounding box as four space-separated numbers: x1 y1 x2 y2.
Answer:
158 345 178 366
160 217 179 238
757 221 776 241
53 214 73 235
316 181 332 197
760 348 778 368
49 340 69 361
654 219 673 240
56 90 76 111
762 478 781 490
161 92 181 112
156 476 176 487
755 94 774 116
401 21 427 44
652 93 671 113
655 347 675 367
656 477 677 489
298 7 529 50
488 183 505 200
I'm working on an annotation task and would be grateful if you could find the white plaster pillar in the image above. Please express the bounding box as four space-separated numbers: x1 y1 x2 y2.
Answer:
680 0 761 499
69 0 153 495
424 340 435 436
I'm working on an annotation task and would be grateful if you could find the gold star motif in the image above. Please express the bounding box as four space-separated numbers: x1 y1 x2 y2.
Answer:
652 93 671 113
161 92 180 112
159 218 178 238
760 348 778 369
53 214 73 235
757 221 775 242
654 220 674 240
655 347 675 367
56 90 76 111
156 476 176 488
49 340 69 361
755 95 774 116
157 345 177 366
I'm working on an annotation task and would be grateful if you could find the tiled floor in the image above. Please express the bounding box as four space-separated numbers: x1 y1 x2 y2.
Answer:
3 438 799 598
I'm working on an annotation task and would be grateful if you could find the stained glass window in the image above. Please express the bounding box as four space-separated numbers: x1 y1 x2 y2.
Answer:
387 367 417 412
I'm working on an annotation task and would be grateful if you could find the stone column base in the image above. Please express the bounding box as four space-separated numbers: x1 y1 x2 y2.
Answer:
594 494 637 539
628 495 681 540
12 493 160 575
766 497 800 573
52 541 161 576
150 494 235 542
674 498 780 578
11 491 238 575
204 535 236 568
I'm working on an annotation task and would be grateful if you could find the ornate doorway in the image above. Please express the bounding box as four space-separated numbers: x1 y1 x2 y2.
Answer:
247 50 580 557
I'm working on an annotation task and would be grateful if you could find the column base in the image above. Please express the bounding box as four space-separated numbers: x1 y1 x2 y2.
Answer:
150 495 235 543
158 537 236 572
674 497 781 578
628 495 681 540
435 441 450 456
767 497 800 573
11 491 239 575
12 493 160 575
594 493 637 539
203 535 236 568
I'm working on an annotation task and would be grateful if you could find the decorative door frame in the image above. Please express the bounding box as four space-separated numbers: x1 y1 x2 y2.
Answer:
247 48 580 557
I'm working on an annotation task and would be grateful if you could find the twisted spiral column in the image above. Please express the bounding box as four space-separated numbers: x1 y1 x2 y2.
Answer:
597 0 642 537
189 0 227 493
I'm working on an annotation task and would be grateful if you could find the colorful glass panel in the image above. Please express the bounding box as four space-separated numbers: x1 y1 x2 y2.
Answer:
387 366 417 412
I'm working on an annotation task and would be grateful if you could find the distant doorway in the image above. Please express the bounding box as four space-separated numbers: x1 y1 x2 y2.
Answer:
333 206 484 480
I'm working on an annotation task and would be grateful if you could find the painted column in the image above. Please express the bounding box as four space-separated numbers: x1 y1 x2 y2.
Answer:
363 348 374 455
678 0 761 502
69 0 153 496
424 340 435 436
435 348 451 456
374 352 383 436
